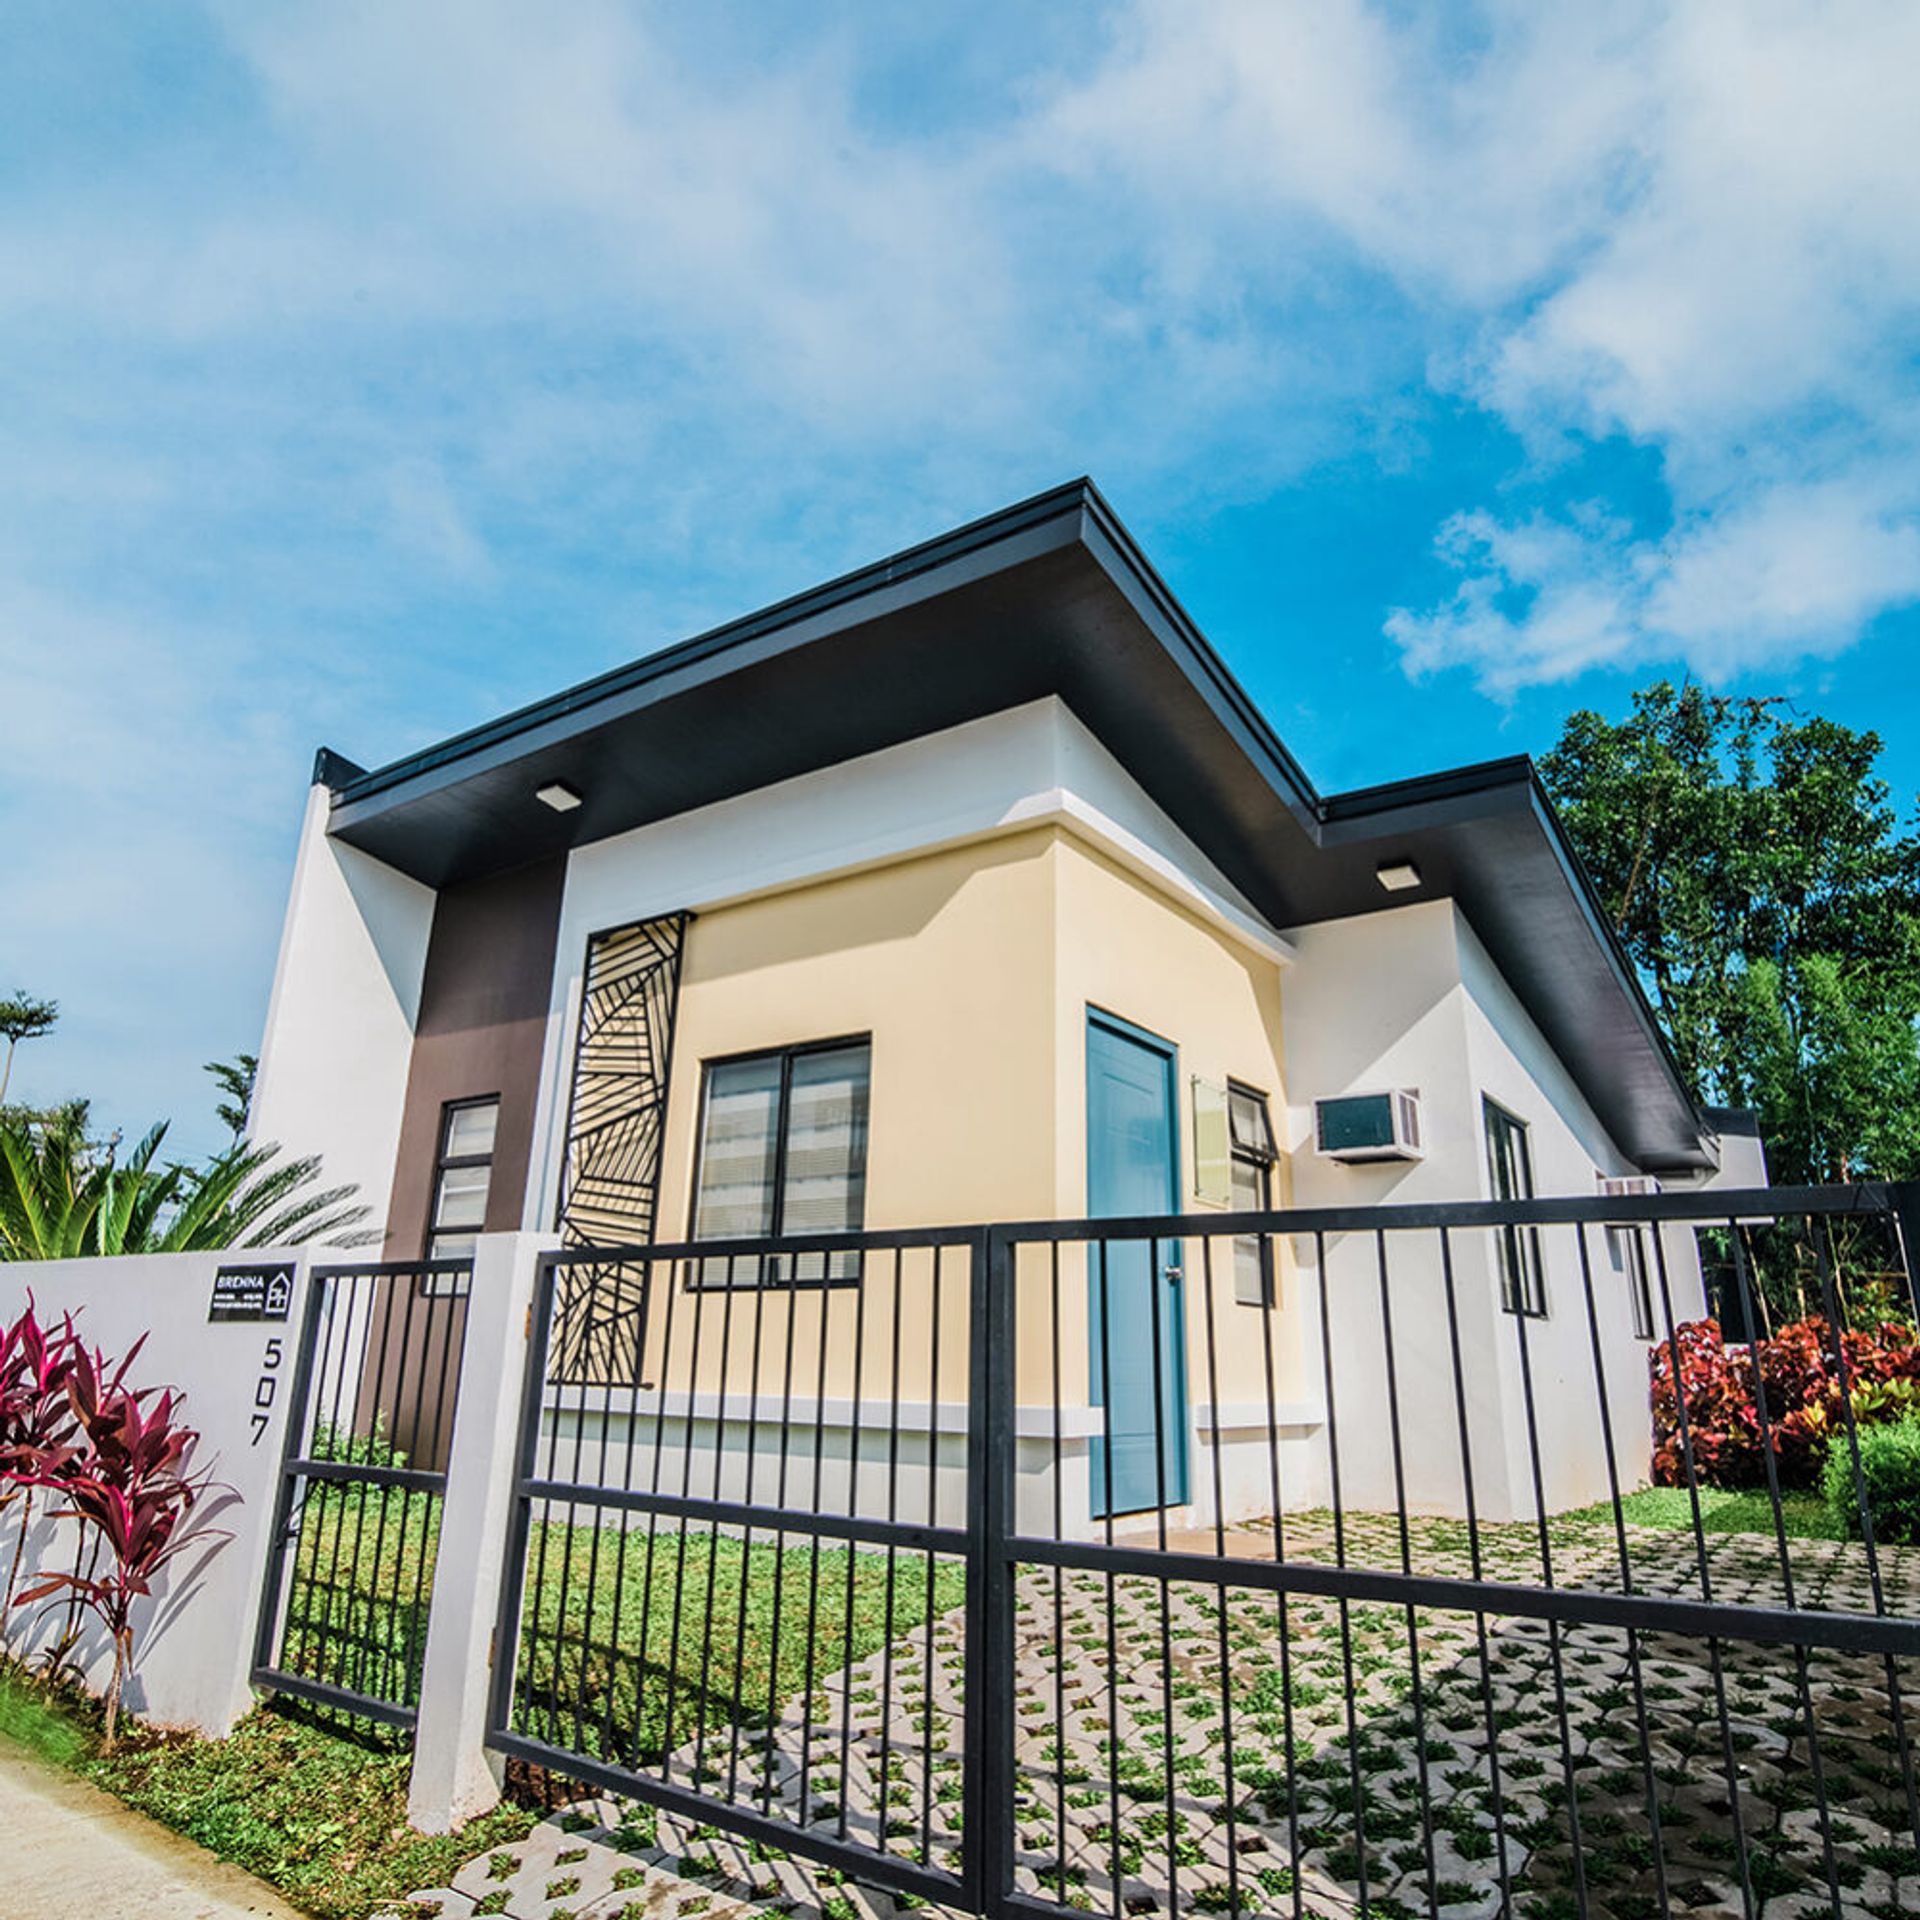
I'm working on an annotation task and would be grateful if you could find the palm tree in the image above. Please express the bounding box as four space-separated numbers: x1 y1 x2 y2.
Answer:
0 1114 371 1261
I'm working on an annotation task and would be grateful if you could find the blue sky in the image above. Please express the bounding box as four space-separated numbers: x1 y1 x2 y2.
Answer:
3 2 1919 1167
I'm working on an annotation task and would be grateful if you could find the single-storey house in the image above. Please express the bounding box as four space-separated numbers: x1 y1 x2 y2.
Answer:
250 479 1763 1528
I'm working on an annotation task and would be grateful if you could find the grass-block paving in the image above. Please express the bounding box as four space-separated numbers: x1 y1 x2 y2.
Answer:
391 1512 1920 1920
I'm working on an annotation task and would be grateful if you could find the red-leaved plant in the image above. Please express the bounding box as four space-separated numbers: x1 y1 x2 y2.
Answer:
1651 1314 1920 1491
0 1301 214 1748
0 1302 84 1623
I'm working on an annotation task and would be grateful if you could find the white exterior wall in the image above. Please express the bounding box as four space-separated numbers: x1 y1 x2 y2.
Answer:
251 781 434 1242
1279 900 1703 1521
1281 899 1518 1518
1456 913 1707 1514
0 1252 310 1736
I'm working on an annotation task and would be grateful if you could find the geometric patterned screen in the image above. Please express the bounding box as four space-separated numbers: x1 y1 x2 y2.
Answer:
553 913 687 1384
558 912 688 1249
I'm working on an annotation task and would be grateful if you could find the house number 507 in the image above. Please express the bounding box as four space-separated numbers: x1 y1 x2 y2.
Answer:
250 1337 283 1447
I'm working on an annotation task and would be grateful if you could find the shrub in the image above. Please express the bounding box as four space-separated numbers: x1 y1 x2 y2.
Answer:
1822 1418 1920 1545
310 1415 407 1473
1649 1315 1920 1490
0 1299 213 1746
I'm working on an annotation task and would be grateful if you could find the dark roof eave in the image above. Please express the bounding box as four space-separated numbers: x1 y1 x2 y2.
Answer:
318 477 1713 1174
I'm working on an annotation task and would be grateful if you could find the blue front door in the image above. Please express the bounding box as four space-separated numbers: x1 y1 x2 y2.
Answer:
1086 1012 1188 1518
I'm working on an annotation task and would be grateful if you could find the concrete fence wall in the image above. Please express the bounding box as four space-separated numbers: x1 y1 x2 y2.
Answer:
0 1248 311 1737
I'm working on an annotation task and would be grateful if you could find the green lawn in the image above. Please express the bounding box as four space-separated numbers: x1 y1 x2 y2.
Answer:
1558 1482 1843 1540
279 1486 967 1768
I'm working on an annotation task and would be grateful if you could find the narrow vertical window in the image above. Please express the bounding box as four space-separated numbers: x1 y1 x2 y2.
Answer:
1484 1098 1546 1317
690 1038 870 1286
1227 1082 1278 1306
1599 1175 1657 1339
424 1097 498 1286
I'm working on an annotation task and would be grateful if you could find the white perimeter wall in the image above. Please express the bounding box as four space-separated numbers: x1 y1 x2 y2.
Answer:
251 781 434 1244
0 1252 310 1736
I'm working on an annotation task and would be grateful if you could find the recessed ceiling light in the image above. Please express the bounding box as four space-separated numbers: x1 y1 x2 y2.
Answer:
536 781 583 813
1376 860 1421 892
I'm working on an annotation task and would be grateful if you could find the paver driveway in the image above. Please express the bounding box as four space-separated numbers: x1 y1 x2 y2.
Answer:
396 1515 1920 1920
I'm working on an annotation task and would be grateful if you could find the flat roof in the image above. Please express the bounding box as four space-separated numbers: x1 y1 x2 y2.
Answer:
322 478 1711 1171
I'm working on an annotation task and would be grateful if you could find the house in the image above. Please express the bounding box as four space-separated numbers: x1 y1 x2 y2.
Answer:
250 479 1765 1528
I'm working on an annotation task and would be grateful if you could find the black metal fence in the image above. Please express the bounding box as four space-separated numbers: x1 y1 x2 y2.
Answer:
486 1188 1920 1920
488 1229 981 1906
253 1259 472 1727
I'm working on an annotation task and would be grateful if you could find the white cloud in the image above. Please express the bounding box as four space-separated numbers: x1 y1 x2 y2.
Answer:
4 0 1919 1155
1035 0 1920 687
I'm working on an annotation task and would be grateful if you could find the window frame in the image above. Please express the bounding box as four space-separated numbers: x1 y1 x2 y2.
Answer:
685 1033 872 1290
1483 1097 1547 1318
1598 1177 1658 1340
1226 1080 1279 1307
420 1093 500 1292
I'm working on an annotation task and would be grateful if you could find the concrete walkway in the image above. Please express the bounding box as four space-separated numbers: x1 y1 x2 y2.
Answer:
0 1744 304 1920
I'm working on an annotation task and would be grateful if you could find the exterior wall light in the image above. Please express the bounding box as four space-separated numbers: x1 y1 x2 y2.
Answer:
1376 860 1421 892
536 781 583 813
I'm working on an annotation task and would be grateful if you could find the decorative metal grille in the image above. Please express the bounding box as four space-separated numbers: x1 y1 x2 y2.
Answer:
555 913 687 1380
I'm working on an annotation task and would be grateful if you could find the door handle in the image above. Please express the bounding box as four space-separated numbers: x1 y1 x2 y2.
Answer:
1162 1264 1182 1285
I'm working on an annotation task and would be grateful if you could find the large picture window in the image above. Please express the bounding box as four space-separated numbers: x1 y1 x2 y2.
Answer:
1227 1082 1279 1306
1484 1098 1547 1317
690 1038 871 1286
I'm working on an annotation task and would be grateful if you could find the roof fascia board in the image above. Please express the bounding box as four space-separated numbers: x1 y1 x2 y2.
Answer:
330 480 1096 820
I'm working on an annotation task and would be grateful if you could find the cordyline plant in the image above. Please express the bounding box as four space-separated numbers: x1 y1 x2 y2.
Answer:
1650 1313 1920 1491
0 1301 83 1622
0 1299 215 1748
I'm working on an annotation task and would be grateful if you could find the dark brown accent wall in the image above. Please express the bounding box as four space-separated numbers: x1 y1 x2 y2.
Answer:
383 854 568 1257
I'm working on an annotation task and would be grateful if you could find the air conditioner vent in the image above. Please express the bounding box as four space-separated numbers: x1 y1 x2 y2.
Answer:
1314 1090 1425 1164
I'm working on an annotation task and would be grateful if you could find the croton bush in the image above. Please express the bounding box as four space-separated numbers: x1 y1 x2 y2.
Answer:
1650 1313 1920 1490
0 1299 211 1746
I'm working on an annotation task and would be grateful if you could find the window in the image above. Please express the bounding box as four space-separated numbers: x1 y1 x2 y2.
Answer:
1228 1083 1279 1306
424 1097 498 1287
1484 1099 1546 1317
1599 1175 1657 1339
690 1039 870 1286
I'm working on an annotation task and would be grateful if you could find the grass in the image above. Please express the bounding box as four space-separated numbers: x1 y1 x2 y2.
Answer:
90 1707 540 1920
0 1503 965 1919
510 1519 967 1764
0 1659 91 1768
278 1488 967 1767
0 1658 537 1920
1559 1484 1843 1540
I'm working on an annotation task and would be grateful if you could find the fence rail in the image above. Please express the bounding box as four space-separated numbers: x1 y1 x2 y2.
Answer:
476 1186 1920 1920
252 1259 472 1727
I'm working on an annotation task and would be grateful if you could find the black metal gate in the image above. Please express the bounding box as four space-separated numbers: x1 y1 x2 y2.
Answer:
488 1189 1920 1920
253 1258 473 1727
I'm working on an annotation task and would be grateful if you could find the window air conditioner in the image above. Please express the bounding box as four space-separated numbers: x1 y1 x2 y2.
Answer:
1314 1090 1424 1164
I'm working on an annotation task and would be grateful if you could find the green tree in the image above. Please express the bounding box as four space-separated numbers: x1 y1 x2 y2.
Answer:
205 1052 257 1145
1540 682 1920 1183
0 990 57 1107
0 1113 371 1261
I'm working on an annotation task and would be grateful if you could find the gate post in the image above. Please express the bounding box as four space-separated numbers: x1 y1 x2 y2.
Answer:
407 1232 547 1834
963 1226 1019 1917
